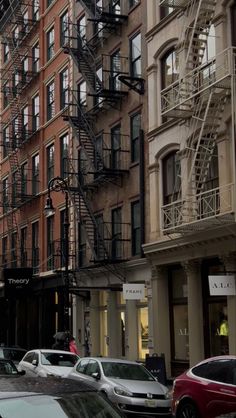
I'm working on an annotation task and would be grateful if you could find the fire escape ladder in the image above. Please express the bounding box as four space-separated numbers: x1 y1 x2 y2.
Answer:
78 0 100 19
177 0 216 76
188 90 229 195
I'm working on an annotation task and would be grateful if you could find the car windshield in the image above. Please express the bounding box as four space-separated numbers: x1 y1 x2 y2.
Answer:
41 353 78 367
0 392 122 418
101 362 155 381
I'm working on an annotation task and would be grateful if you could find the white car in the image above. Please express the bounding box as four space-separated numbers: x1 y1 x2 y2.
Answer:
18 349 79 378
68 357 172 416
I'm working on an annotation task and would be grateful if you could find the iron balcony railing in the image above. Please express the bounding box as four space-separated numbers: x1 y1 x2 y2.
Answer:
161 183 235 232
161 47 235 117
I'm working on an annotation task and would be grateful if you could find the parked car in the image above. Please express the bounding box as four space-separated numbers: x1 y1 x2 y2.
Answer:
172 355 236 418
0 358 25 376
19 349 79 377
0 375 125 418
0 346 27 365
68 357 172 416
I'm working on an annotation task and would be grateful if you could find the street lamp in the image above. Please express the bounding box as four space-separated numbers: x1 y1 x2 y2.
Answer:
44 176 70 332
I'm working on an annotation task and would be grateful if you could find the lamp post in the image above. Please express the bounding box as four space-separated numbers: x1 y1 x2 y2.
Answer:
44 176 70 332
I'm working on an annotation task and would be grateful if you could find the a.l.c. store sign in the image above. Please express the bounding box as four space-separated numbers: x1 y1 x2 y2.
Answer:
208 275 236 296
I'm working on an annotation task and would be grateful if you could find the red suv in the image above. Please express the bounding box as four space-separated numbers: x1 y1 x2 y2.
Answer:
172 355 236 418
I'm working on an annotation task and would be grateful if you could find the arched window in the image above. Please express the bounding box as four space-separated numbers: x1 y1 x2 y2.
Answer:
162 151 181 204
161 49 179 89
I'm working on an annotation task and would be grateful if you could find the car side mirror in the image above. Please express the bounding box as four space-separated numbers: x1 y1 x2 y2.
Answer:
91 372 100 380
32 359 38 366
18 370 26 375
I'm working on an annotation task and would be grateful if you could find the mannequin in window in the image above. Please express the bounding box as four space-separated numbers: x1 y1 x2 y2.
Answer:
219 309 229 355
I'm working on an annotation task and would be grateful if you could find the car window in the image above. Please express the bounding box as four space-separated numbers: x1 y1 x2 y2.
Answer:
85 360 100 376
101 362 155 381
0 360 18 375
23 352 35 364
3 349 26 362
76 359 89 374
193 359 236 385
41 352 77 367
33 353 39 363
0 392 123 418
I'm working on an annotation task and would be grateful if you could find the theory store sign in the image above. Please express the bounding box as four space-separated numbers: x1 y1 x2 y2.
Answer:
3 268 33 298
208 275 236 296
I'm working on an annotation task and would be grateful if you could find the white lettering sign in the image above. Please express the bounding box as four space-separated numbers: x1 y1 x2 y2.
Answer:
123 283 145 300
8 278 30 285
208 275 236 296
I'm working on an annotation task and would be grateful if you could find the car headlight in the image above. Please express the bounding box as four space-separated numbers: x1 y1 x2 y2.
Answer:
164 388 173 400
114 386 133 397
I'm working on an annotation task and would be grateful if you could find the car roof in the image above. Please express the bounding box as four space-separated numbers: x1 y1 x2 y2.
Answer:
0 376 96 399
0 347 26 351
79 357 144 365
24 349 77 355
192 355 236 368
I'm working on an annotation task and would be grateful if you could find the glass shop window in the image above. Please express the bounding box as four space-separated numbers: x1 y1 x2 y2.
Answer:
138 306 148 360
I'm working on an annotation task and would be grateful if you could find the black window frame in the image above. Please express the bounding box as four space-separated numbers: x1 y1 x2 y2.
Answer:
32 42 39 73
47 26 55 61
112 207 122 259
32 153 39 195
32 93 39 132
60 9 69 47
47 143 54 183
60 67 69 110
162 151 181 205
130 112 141 163
60 132 69 178
130 32 141 78
32 221 39 273
46 80 55 121
131 200 141 256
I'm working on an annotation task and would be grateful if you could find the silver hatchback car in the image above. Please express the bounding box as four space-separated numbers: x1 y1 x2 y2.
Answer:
68 357 172 416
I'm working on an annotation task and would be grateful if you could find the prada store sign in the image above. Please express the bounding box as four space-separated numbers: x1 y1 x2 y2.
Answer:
208 275 236 296
4 268 33 298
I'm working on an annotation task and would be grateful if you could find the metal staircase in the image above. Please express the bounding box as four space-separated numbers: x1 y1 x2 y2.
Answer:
160 0 234 232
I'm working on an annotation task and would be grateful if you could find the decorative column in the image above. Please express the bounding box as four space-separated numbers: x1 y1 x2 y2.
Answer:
151 265 171 377
221 253 236 354
90 291 101 356
182 261 204 366
107 291 121 358
125 300 138 360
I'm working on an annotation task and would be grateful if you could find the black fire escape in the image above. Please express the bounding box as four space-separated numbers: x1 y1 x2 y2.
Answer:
62 0 144 283
0 0 40 269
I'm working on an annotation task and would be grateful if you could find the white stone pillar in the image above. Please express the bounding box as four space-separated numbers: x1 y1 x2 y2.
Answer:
151 266 171 377
90 291 101 356
107 291 121 358
183 261 204 366
125 300 138 360
221 253 236 354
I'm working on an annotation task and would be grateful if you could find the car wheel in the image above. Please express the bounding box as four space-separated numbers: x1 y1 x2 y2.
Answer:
177 401 200 418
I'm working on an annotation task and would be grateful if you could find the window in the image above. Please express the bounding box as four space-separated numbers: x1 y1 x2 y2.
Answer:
95 66 103 107
60 209 66 268
112 207 122 259
32 221 39 272
163 151 181 204
160 6 174 19
2 125 10 159
12 117 20 149
3 82 9 108
130 33 141 77
94 0 103 37
111 124 120 169
11 232 17 267
32 154 39 195
22 9 29 34
111 50 121 90
32 42 39 72
161 49 179 89
32 94 39 131
20 227 27 267
2 237 8 268
12 71 20 96
60 10 69 46
111 0 120 14
169 267 189 361
94 214 104 260
131 201 141 256
22 105 29 140
3 43 9 62
47 27 54 61
12 25 19 47
47 144 54 182
47 216 54 270
129 0 139 8
78 80 87 105
130 112 141 163
77 15 86 44
60 132 69 178
33 0 39 21
46 80 55 120
60 67 69 109
79 223 86 267
22 55 29 85
94 134 103 172
2 177 9 214
200 145 219 218
21 162 28 196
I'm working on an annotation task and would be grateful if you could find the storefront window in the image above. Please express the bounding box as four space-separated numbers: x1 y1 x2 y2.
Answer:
209 303 229 356
138 307 149 359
